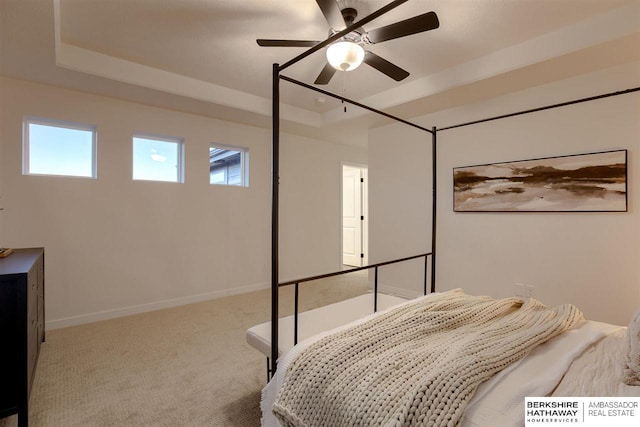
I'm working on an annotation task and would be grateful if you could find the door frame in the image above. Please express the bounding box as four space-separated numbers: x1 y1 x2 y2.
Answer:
340 162 368 268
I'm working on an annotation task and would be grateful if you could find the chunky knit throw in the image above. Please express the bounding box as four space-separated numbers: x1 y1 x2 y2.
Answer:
273 289 584 427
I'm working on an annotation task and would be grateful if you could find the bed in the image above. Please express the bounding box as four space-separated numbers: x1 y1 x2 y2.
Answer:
256 289 640 427
258 4 640 425
246 293 409 360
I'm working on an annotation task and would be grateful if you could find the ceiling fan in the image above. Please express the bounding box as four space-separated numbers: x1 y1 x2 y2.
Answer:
256 0 439 85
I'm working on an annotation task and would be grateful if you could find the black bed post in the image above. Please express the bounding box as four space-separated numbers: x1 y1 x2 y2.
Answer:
431 126 437 293
271 63 280 376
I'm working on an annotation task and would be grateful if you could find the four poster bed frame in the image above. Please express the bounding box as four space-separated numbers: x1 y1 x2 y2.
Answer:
255 1 640 424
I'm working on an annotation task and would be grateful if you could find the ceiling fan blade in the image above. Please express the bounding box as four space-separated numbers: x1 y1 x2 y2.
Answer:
365 11 439 44
257 39 320 47
314 62 337 85
316 0 346 29
363 52 409 81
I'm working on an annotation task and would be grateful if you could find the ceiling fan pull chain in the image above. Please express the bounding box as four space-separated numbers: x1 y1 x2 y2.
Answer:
342 73 347 113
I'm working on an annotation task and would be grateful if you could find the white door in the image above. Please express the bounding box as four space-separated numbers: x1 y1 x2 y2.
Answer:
343 166 364 267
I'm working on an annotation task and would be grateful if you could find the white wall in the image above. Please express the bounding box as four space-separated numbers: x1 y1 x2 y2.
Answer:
279 133 368 280
368 125 433 297
369 62 640 326
0 77 366 328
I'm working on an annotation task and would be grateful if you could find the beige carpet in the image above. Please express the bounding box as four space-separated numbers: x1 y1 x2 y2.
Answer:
1 271 369 427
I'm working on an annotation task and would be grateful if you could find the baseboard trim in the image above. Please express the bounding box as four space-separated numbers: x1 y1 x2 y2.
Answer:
46 281 270 330
376 283 422 300
46 281 425 330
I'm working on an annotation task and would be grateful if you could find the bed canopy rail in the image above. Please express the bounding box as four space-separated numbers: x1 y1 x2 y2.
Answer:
438 87 640 132
279 76 434 134
271 5 438 372
280 252 433 346
271 71 437 375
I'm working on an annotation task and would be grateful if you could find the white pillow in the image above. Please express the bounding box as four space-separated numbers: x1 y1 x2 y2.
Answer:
624 306 640 386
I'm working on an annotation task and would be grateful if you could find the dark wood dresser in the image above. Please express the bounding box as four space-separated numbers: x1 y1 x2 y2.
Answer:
0 248 45 427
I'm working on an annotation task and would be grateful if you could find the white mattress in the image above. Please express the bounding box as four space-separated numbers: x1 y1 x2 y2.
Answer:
246 292 408 358
260 294 631 427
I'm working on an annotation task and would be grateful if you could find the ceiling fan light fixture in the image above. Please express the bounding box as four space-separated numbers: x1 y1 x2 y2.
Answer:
326 41 365 71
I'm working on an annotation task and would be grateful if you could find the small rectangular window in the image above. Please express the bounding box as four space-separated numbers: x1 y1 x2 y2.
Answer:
209 144 248 187
23 117 97 178
133 134 184 183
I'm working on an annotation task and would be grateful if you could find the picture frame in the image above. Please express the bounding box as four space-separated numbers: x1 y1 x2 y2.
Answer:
453 149 627 212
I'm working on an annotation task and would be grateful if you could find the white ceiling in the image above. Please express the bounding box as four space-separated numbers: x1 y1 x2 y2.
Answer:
1 0 639 145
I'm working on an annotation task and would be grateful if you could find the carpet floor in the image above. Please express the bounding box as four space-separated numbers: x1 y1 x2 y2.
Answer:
1 271 369 427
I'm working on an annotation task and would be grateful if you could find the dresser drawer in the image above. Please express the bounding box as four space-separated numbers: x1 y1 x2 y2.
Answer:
27 279 38 334
27 319 38 393
27 270 37 303
37 257 44 295
38 293 44 340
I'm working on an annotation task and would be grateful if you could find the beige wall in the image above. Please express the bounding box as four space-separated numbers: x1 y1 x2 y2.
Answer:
369 62 640 326
0 77 367 328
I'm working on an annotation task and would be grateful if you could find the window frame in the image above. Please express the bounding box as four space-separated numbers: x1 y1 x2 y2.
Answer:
132 132 185 183
22 116 98 179
209 143 249 187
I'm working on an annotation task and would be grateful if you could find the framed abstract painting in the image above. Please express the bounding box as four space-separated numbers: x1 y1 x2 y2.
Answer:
453 149 627 212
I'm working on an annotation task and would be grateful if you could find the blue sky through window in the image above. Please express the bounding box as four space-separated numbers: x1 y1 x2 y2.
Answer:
28 123 94 177
133 137 181 182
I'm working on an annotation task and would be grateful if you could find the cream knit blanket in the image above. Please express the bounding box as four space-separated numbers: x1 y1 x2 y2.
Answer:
273 289 584 427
